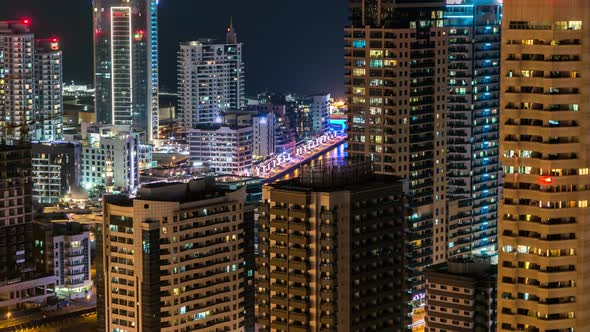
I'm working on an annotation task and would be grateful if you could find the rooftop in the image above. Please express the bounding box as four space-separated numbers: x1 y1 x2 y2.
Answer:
268 159 407 193
106 178 238 206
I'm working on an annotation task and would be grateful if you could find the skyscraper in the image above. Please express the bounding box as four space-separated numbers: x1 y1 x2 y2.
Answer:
256 160 410 330
177 22 245 129
345 0 448 311
498 0 587 330
97 179 247 331
445 0 502 259
93 0 159 142
0 20 35 144
34 38 63 142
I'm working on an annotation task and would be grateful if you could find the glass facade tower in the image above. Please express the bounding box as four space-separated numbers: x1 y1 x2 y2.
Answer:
445 0 502 259
93 0 159 142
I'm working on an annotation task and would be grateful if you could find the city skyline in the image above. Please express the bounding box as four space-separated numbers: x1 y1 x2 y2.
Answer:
0 0 348 96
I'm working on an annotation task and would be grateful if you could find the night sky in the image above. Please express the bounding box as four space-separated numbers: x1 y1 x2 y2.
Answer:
0 0 348 97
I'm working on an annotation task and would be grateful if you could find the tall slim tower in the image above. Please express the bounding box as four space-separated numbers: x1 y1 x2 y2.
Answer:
345 0 448 311
0 20 35 143
499 0 589 330
445 0 502 259
177 22 245 129
93 0 159 142
34 38 64 142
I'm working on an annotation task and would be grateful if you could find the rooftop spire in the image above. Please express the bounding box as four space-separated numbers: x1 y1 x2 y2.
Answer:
226 16 237 44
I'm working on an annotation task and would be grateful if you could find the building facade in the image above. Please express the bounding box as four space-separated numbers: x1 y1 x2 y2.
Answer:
445 0 502 259
301 94 330 140
252 112 275 159
0 146 33 281
33 219 92 299
97 179 247 331
32 141 81 204
93 0 159 142
0 20 35 143
256 160 410 330
425 259 497 332
345 0 448 317
177 23 245 129
188 125 253 175
498 0 589 330
0 145 58 311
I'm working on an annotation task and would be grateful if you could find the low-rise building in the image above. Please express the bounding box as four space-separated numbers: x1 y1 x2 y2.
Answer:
188 125 253 175
425 258 497 332
32 141 81 204
33 217 92 299
80 124 140 193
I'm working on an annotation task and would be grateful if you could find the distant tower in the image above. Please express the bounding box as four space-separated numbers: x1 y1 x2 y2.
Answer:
0 20 35 143
178 24 245 129
34 38 64 142
226 17 237 44
92 0 159 142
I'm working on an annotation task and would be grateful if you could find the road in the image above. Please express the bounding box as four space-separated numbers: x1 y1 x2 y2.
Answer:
0 309 96 332
23 312 96 332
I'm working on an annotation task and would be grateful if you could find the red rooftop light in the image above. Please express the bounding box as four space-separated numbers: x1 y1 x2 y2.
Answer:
21 18 31 25
51 37 59 43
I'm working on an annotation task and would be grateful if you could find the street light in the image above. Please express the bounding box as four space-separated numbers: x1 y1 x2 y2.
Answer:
6 312 10 320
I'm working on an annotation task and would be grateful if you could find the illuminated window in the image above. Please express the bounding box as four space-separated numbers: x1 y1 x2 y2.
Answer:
352 40 366 48
369 50 383 58
352 68 366 77
370 59 383 68
384 59 397 67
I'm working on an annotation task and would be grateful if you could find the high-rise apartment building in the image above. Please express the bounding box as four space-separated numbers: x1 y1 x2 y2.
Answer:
0 146 33 281
0 20 35 143
425 258 497 332
498 1 588 330
345 0 448 311
97 179 246 331
177 22 245 129
445 0 502 259
93 0 159 142
34 38 63 142
32 141 81 204
256 160 410 331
